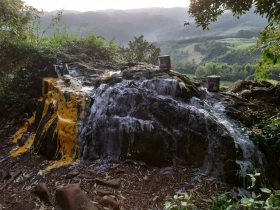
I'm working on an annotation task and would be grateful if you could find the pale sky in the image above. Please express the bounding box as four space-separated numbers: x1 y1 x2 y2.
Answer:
23 0 189 12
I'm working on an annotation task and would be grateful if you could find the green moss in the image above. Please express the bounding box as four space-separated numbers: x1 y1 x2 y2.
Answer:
169 70 200 97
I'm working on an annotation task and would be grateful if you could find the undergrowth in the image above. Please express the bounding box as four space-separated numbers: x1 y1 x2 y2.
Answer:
249 110 280 154
164 172 280 210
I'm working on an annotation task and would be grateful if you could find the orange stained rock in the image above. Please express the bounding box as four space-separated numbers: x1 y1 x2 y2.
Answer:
10 76 88 172
12 112 36 143
10 134 35 157
39 158 74 174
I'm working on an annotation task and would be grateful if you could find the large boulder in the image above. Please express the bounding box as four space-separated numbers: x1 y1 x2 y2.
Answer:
77 69 257 184
11 68 264 185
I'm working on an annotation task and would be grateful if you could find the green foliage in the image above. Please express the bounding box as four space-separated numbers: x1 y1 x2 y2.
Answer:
256 25 280 80
121 35 161 65
189 0 280 29
164 190 238 210
0 38 61 114
164 193 197 210
62 35 120 63
0 1 53 114
0 0 38 42
0 68 44 112
165 173 280 210
250 111 280 153
262 115 280 147
208 193 238 210
239 172 280 209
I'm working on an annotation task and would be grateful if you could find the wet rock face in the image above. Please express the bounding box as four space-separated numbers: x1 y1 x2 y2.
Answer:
12 67 263 184
77 70 242 182
225 80 280 187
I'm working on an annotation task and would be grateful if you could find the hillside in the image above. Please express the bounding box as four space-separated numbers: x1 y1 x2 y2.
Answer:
40 8 267 44
157 36 261 64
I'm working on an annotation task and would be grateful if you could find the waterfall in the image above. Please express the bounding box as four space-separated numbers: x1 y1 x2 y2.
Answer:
10 68 268 185
190 89 266 185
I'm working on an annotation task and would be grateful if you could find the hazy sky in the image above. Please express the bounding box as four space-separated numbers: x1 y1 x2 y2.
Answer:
23 0 189 12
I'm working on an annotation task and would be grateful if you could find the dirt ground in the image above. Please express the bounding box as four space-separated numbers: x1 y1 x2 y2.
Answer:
0 117 226 210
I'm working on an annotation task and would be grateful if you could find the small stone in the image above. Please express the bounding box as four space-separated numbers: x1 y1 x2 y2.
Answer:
0 169 11 180
96 189 113 196
32 183 51 204
65 169 79 179
55 184 98 210
95 178 121 189
99 195 119 210
160 167 173 175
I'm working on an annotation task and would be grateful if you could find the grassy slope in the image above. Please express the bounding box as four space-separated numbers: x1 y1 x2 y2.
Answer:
157 37 258 65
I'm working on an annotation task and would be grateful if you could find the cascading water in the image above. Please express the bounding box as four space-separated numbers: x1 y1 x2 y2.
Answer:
10 65 267 185
191 89 266 186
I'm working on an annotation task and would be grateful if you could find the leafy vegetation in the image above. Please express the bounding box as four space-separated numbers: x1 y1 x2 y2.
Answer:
165 172 280 210
256 25 280 79
121 35 161 65
189 0 279 29
250 111 280 155
0 0 37 42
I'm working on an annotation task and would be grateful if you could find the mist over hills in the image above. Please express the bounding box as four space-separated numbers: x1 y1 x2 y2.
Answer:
41 7 267 44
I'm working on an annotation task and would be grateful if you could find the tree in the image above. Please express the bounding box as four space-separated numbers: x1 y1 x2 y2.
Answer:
0 0 40 76
122 35 161 65
189 0 280 29
0 0 37 41
188 0 280 79
256 25 280 79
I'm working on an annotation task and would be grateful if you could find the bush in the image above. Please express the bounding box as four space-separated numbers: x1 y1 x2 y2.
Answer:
121 35 161 65
256 25 280 80
0 38 60 115
250 111 280 154
61 35 121 63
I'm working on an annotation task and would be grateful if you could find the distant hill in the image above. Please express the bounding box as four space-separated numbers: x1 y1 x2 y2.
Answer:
40 8 267 44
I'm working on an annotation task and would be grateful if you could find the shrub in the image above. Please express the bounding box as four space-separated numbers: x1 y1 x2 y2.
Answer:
121 35 161 65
